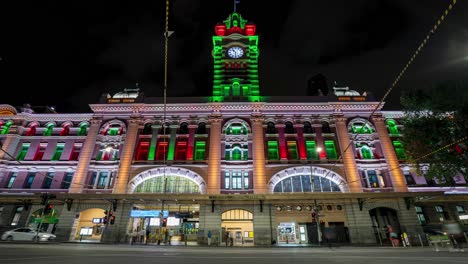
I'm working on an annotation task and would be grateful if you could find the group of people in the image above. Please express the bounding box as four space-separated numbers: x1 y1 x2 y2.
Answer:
206 230 234 246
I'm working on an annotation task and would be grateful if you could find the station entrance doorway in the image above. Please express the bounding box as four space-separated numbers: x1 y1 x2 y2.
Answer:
221 209 254 246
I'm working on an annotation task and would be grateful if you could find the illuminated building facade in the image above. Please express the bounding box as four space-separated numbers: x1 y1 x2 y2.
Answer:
0 12 467 246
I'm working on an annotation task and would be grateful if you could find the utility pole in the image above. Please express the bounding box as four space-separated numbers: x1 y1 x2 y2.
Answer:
37 193 56 243
314 199 322 246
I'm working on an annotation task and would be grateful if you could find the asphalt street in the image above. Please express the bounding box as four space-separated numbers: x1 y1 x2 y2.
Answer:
0 243 466 264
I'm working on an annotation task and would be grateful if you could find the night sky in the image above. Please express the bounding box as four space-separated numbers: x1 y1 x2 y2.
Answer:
1 0 467 113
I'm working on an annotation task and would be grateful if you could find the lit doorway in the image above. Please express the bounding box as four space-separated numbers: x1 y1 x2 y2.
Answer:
221 209 254 246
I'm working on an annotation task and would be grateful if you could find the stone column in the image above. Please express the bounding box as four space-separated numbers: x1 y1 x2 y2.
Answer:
252 116 266 193
0 134 20 160
314 125 326 161
334 115 362 193
69 119 101 193
147 125 160 160
113 118 140 194
372 115 408 192
207 117 222 194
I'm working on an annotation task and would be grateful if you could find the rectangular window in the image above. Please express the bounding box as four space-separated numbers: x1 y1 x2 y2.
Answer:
244 172 249 189
69 143 82 161
232 172 242 189
367 170 379 188
136 141 149 160
88 172 98 188
174 140 187 160
286 140 298 160
96 172 108 189
393 141 407 160
42 172 54 189
267 141 279 160
33 143 47 161
224 172 230 189
193 141 206 160
51 143 65 161
6 172 17 188
108 127 120 135
16 143 30 161
404 172 415 185
324 140 337 159
305 140 319 160
61 172 73 189
415 206 427 225
24 172 36 188
435 205 445 222
156 140 169 160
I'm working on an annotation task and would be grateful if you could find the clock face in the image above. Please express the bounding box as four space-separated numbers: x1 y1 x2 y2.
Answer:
227 46 244 58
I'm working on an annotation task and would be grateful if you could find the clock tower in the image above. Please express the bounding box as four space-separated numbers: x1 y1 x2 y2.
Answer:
211 12 260 102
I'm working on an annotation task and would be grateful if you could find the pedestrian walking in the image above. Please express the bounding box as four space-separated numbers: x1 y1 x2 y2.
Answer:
207 230 212 246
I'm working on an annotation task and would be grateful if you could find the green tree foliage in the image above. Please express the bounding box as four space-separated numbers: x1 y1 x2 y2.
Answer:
400 81 468 184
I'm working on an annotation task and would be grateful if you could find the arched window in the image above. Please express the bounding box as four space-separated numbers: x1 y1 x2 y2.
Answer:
350 121 373 134
196 122 206 134
179 122 189 134
225 143 248 161
321 121 331 133
44 123 55 136
273 175 341 193
303 121 314 134
0 120 13 135
266 122 276 134
25 124 37 136
284 122 295 134
225 123 248 135
386 119 399 135
96 145 119 161
59 124 70 136
134 175 201 194
77 123 88 136
360 145 374 159
142 123 152 135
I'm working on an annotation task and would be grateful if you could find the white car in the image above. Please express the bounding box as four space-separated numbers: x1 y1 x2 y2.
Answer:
1 227 56 242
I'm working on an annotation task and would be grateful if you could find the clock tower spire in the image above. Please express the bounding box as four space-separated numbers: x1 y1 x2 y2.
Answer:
211 12 260 102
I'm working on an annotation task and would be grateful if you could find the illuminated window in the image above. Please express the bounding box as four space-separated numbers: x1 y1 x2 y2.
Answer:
193 141 206 160
96 172 109 189
155 141 168 160
16 143 30 161
42 172 54 189
59 125 70 136
386 119 399 135
51 143 65 161
134 175 200 193
136 141 149 160
10 206 24 226
224 172 230 189
393 141 407 160
324 140 337 159
33 143 47 161
25 125 37 136
305 141 319 160
44 123 54 136
267 141 279 160
244 172 249 189
24 172 36 188
404 172 415 185
61 172 73 189
77 123 88 136
224 171 249 190
0 121 13 135
435 205 446 222
361 170 384 188
360 145 373 159
287 140 298 160
69 143 81 160
415 206 427 225
174 140 187 160
273 175 340 193
5 172 17 188
351 122 373 134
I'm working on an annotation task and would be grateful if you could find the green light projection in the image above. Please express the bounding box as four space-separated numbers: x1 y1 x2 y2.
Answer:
211 12 261 102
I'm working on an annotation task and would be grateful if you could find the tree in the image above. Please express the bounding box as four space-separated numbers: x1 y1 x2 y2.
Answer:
400 81 468 184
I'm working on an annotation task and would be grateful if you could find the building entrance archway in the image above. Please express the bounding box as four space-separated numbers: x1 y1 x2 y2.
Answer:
369 207 401 245
221 209 254 246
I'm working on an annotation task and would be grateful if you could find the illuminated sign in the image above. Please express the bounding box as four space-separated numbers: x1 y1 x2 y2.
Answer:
129 210 169 218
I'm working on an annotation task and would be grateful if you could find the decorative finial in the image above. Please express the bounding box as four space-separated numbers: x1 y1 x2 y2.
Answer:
234 0 240 12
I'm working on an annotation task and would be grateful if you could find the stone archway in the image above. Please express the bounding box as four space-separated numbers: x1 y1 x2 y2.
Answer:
369 207 401 245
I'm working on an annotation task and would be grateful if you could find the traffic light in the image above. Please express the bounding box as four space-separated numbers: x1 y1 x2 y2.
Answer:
162 218 167 227
43 203 53 215
109 210 115 225
311 212 316 222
